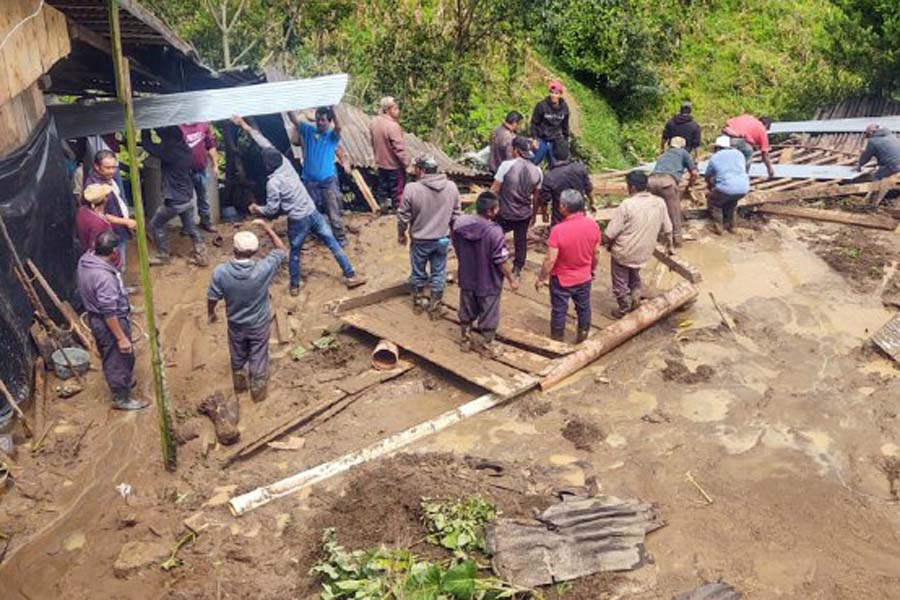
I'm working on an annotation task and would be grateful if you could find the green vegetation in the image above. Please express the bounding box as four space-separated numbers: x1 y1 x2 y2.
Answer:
421 496 498 556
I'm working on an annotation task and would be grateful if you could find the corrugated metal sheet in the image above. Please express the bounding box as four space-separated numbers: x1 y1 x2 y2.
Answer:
485 497 663 587
771 116 900 134
800 97 900 154
49 75 349 138
674 583 742 600
640 161 861 181
334 104 477 176
871 313 900 363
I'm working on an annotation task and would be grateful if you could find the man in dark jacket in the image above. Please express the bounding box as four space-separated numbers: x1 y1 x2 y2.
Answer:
530 80 570 167
538 140 593 227
488 111 523 173
77 230 148 411
144 127 208 266
452 192 519 356
208 219 287 402
398 155 461 318
661 102 702 156
490 136 543 276
858 124 900 180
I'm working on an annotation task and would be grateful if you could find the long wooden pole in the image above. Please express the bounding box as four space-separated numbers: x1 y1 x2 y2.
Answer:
108 0 176 470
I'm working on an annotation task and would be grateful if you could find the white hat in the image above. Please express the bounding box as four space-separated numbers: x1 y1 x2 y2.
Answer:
669 136 686 149
714 135 731 149
83 183 113 205
233 231 259 254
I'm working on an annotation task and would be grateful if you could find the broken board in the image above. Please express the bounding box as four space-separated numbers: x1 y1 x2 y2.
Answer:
342 297 538 397
872 313 900 363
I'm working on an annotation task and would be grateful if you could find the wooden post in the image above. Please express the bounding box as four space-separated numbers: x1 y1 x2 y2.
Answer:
540 282 700 390
25 259 97 356
108 0 176 470
350 168 380 213
754 204 897 230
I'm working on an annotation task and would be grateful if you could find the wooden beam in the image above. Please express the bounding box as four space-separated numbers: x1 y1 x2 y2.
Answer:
754 204 897 230
741 176 900 207
331 282 409 315
350 168 380 213
653 247 702 283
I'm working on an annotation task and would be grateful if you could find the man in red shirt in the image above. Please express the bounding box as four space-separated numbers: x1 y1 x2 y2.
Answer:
535 189 601 343
179 122 219 232
722 114 775 178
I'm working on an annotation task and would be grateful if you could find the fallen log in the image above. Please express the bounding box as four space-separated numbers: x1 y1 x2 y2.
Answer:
753 204 897 230
540 281 700 390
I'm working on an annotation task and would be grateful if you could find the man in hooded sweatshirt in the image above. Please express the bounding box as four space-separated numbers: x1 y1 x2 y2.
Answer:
208 219 286 402
530 80 570 167
661 102 702 156
231 114 366 296
77 230 148 411
452 192 519 356
397 155 461 318
491 136 543 276
858 124 900 181
144 126 208 266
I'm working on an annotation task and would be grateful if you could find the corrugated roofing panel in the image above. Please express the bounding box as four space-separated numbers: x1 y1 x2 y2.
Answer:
49 75 349 138
771 116 900 134
640 161 862 180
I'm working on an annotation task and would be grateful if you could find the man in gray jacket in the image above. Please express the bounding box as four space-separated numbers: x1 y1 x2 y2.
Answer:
858 124 900 181
231 114 365 296
397 155 461 317
208 219 286 402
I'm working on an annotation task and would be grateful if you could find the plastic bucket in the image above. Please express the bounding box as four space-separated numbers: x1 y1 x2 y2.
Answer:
51 347 91 380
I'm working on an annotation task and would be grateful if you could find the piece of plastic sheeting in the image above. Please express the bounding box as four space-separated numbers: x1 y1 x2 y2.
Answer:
49 74 349 139
0 115 77 424
770 116 900 134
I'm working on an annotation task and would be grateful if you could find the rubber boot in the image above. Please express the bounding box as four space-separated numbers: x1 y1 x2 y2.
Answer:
427 291 444 321
148 253 170 267
412 287 425 314
612 296 632 319
192 241 209 267
199 219 216 233
481 329 503 358
198 391 240 445
250 377 268 403
232 369 249 394
673 233 684 248
629 286 642 312
460 325 473 353
724 211 736 233
709 207 724 235
576 328 590 344
550 328 565 342
112 389 150 411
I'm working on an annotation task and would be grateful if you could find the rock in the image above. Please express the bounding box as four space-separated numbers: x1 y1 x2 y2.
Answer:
116 509 139 529
198 392 240 446
113 540 170 578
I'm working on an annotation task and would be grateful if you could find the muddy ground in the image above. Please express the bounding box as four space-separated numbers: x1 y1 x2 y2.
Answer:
2 212 900 599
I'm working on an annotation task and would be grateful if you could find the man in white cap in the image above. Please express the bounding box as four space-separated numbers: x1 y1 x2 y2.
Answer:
705 136 750 234
648 136 698 247
207 220 287 402
370 96 409 213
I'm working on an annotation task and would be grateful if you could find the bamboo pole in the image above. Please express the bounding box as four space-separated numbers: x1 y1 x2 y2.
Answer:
108 0 176 470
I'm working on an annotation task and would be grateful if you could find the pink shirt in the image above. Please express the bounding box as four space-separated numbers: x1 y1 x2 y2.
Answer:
725 114 769 152
548 213 601 287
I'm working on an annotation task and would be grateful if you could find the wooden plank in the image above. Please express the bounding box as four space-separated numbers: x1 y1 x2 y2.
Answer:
435 313 553 375
653 247 702 283
742 176 900 207
342 301 537 396
350 168 380 213
872 314 900 363
336 360 414 395
331 281 409 315
755 204 897 230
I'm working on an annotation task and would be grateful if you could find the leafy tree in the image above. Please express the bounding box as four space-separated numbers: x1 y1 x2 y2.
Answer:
826 0 900 93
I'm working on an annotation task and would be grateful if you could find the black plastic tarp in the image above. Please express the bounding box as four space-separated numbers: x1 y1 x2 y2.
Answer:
0 115 76 424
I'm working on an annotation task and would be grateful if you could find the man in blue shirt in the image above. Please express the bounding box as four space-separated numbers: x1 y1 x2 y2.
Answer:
705 136 751 234
290 106 347 246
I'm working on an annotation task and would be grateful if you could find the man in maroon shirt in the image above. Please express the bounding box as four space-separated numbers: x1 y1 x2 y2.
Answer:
76 184 135 268
179 122 219 232
535 189 601 343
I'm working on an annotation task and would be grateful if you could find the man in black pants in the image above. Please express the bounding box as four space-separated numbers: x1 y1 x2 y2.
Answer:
490 136 542 277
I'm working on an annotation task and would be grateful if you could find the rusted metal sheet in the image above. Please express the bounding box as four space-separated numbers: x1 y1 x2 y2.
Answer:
485 496 665 587
334 103 478 177
872 313 900 363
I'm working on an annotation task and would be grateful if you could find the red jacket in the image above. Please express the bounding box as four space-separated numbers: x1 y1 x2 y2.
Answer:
369 114 408 170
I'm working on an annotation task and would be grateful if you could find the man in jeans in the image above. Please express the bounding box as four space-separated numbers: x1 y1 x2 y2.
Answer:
722 113 775 178
144 127 208 266
605 171 673 318
370 96 409 212
453 192 519 356
491 136 543 276
290 106 347 245
397 155 461 318
705 136 751 234
179 121 219 232
535 190 600 343
231 114 366 295
538 139 593 227
530 80 570 167
648 136 698 247
858 124 900 181
208 220 286 402
77 230 148 411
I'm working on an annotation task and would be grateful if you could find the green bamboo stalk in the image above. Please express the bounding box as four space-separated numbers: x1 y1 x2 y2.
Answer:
108 0 176 470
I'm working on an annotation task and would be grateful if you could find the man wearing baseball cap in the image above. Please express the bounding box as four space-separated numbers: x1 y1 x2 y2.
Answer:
207 220 287 402
530 80 571 167
857 124 900 181
397 154 461 318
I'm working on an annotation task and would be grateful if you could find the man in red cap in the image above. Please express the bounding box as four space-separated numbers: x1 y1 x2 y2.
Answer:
530 80 570 167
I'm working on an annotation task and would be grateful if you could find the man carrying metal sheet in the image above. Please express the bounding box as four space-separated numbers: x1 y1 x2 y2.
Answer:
858 124 900 181
370 97 410 213
207 220 287 402
143 127 209 267
721 113 775 178
231 115 366 296
289 107 348 246
77 230 148 411
397 155 461 318
705 136 751 234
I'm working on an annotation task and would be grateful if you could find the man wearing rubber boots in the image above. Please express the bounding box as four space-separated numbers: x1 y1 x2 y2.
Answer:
208 220 287 402
77 230 148 411
397 155 461 318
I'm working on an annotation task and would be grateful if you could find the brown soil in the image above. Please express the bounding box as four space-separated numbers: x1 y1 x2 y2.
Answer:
561 418 606 451
517 395 553 419
800 226 893 291
662 358 716 384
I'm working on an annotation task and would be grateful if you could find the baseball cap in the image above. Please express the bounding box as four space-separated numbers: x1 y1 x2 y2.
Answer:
669 136 686 149
414 154 438 171
83 183 113 205
549 80 564 94
233 231 259 254
714 135 731 149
